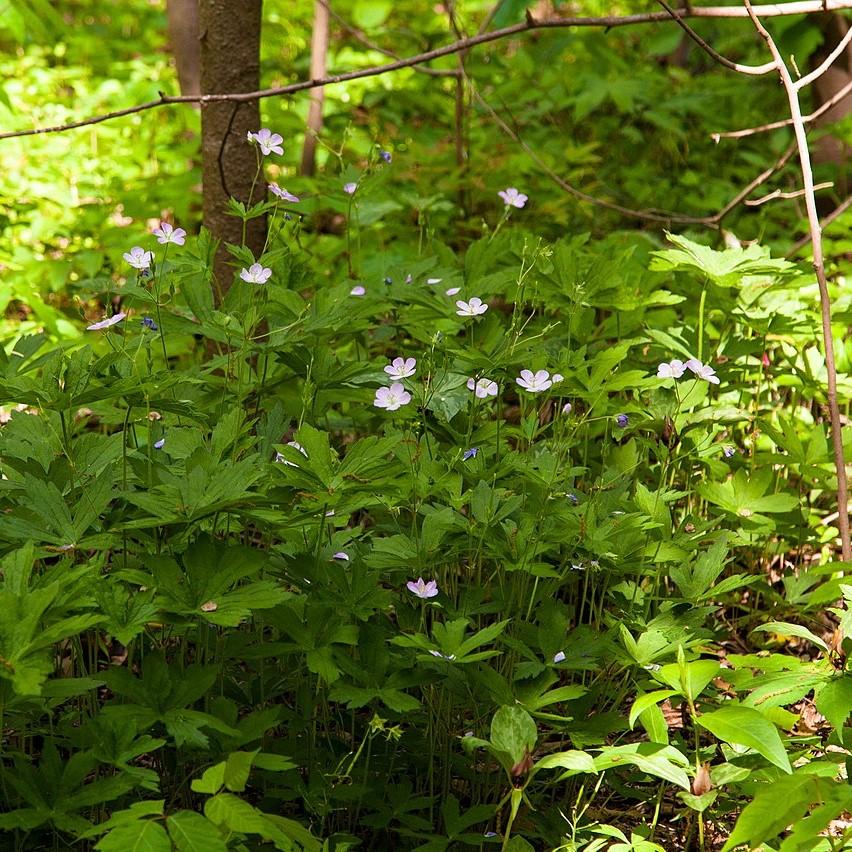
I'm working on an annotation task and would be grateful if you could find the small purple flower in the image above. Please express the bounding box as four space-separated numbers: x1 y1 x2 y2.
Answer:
615 414 629 428
384 276 393 285
123 246 153 271
350 285 366 296
240 263 272 284
153 438 165 449
467 377 498 398
141 316 158 331
498 187 527 208
332 551 350 561
407 577 439 599
552 373 564 384
562 402 573 415
456 297 488 317
463 447 479 461
379 150 392 163
384 357 417 380
152 222 186 246
374 383 411 411
553 651 566 663
268 183 300 203
247 128 284 156
516 370 552 393
567 493 579 505
723 446 736 458
685 358 721 385
427 278 442 285
87 312 127 331
657 359 686 380
405 274 412 284
343 182 357 195
446 287 461 296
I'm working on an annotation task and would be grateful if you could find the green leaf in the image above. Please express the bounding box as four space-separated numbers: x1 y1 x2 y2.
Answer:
721 774 821 852
490 705 537 765
697 705 792 773
532 750 596 778
96 820 171 852
629 690 678 729
167 811 228 852
224 750 259 792
752 621 829 653
650 232 793 287
814 675 852 737
594 743 690 790
191 762 226 795
657 658 721 703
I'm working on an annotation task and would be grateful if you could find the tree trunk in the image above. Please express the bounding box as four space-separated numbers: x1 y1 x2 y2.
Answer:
300 0 330 176
200 0 266 295
166 0 201 98
810 14 851 201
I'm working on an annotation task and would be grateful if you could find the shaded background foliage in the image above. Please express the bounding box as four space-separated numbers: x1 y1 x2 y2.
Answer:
0 1 850 851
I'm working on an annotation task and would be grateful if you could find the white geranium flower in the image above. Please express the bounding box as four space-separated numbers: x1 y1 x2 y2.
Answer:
685 358 720 385
516 369 552 393
240 262 272 284
466 377 498 398
384 357 416 380
373 383 412 411
123 246 153 270
456 297 488 317
657 359 686 379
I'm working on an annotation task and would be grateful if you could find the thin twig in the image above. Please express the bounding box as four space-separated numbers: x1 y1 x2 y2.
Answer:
787 194 852 255
469 82 707 223
469 79 797 225
712 79 852 139
319 0 458 78
744 180 833 205
656 0 776 74
794 28 852 89
2 0 852 141
743 0 852 562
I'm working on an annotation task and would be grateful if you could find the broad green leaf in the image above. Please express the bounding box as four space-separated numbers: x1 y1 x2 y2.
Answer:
657 659 721 703
629 690 678 729
814 675 852 737
167 811 228 852
697 705 792 773
532 750 596 778
721 774 821 852
752 621 829 653
490 705 537 765
594 743 690 790
96 820 171 852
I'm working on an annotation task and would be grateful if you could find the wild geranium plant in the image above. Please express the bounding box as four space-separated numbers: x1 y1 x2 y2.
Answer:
0 124 848 852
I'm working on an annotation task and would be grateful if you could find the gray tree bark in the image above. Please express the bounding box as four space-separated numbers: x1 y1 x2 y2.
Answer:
167 0 201 98
300 0 330 176
200 0 266 295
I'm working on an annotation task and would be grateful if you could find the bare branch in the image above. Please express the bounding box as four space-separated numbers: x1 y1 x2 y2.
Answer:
744 180 833 204
469 82 707 223
468 77 796 225
711 141 798 219
711 79 852 139
787 194 852 255
2 0 852 141
743 0 852 562
656 0 776 74
794 27 852 89
319 0 458 78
